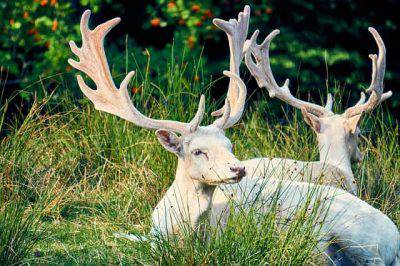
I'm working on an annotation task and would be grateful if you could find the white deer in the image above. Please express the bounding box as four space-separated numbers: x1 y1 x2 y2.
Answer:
68 10 247 239
243 27 392 196
211 25 399 265
212 7 358 195
68 9 400 265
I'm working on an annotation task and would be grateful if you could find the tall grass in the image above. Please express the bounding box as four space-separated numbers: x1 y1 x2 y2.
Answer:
0 50 398 264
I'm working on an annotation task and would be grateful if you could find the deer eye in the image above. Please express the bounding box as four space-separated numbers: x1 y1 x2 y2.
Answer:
193 149 204 156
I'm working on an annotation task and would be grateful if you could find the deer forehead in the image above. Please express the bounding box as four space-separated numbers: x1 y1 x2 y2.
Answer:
318 115 349 134
183 127 231 151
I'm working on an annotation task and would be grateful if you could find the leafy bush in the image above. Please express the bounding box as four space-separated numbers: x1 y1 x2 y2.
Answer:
1 1 399 111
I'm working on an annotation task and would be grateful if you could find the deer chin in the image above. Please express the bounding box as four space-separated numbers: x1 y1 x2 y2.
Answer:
195 175 244 186
223 175 244 184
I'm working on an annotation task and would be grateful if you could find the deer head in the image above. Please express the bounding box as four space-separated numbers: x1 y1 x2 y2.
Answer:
68 11 247 185
245 27 392 164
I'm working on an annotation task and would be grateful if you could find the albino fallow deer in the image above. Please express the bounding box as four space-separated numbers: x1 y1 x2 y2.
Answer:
68 10 248 239
210 13 399 264
209 26 399 265
211 175 400 265
244 27 392 196
211 6 357 195
68 8 400 265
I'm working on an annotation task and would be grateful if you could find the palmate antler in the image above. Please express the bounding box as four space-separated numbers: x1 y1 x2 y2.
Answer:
245 27 392 118
211 5 250 128
68 10 241 134
245 30 333 117
344 27 393 117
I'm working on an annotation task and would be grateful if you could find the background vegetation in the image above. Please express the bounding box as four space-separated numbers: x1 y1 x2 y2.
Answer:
0 0 399 264
0 0 399 117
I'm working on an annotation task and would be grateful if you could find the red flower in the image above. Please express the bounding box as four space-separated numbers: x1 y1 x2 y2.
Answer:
40 0 48 6
203 9 213 18
195 21 203 27
167 2 176 9
187 36 195 49
52 20 58 31
178 18 186 26
265 8 273 14
28 28 39 35
132 86 142 94
191 4 201 12
150 18 161 27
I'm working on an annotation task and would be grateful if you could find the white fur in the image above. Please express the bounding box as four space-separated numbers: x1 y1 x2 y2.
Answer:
151 126 244 236
212 177 400 265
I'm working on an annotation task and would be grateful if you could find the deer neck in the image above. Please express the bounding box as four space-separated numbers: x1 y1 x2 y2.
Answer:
318 137 354 178
152 159 215 236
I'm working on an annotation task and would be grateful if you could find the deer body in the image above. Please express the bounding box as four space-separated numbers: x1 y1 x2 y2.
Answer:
242 157 357 194
212 177 400 265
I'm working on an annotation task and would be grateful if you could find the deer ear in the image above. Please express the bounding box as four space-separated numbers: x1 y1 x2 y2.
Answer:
301 108 321 133
345 114 363 134
156 130 182 155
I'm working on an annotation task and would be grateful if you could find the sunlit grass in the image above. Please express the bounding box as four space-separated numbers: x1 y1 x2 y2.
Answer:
0 52 398 264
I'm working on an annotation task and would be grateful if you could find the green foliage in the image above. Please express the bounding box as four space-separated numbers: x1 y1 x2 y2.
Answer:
1 1 399 109
0 1 75 91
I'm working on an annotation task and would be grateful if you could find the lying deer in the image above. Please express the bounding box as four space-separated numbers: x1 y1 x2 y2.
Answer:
68 10 248 239
211 175 400 265
69 10 400 265
212 7 358 195
243 27 392 196
211 24 398 265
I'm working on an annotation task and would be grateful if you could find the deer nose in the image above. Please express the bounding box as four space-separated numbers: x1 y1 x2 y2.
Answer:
230 166 246 178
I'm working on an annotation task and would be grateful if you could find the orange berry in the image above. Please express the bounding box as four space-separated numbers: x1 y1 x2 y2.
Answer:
132 86 142 94
28 28 39 35
167 2 176 9
178 18 185 25
40 0 48 6
23 12 29 19
150 18 161 27
52 19 58 31
265 8 273 14
65 66 72 72
191 4 201 12
9 19 15 25
187 36 195 49
203 9 212 18
50 0 57 6
195 21 203 27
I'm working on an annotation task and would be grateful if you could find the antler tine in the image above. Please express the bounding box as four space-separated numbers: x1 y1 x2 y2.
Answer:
245 29 331 117
212 71 247 129
213 98 231 129
211 5 250 119
68 10 204 135
325 93 333 112
344 27 392 117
